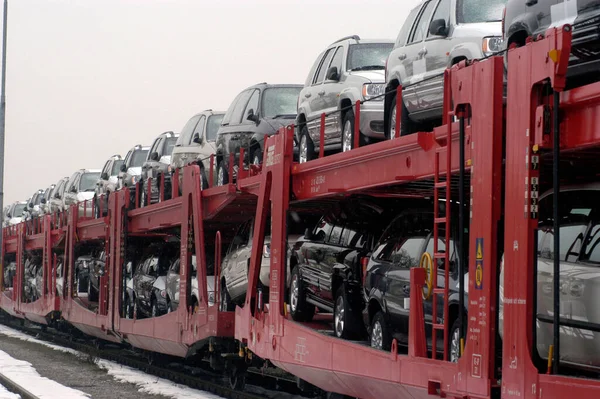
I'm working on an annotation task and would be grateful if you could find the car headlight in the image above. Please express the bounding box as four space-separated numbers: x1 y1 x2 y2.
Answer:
482 37 504 56
362 83 385 101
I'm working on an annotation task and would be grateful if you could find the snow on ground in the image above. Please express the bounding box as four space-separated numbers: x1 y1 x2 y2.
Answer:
0 384 20 399
0 325 224 399
0 349 89 398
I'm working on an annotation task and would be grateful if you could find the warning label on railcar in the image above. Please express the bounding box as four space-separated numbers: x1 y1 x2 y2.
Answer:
475 238 483 290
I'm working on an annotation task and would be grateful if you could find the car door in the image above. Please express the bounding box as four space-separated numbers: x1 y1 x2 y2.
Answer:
223 220 251 299
63 173 80 208
241 90 261 160
307 48 336 143
420 0 452 110
202 113 223 159
322 45 345 142
402 0 438 114
190 115 206 163
319 222 345 302
166 259 181 307
302 215 334 296
98 160 111 195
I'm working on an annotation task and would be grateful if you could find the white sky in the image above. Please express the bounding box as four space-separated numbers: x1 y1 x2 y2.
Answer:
2 0 421 204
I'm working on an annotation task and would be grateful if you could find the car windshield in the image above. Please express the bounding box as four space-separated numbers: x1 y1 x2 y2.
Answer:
347 43 393 71
165 137 177 156
457 0 507 23
111 160 124 175
79 172 100 192
13 204 25 217
261 87 301 118
206 114 224 141
130 150 148 168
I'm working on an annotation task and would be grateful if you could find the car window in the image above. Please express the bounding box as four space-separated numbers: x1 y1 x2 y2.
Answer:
193 116 206 142
222 92 243 126
130 150 149 168
111 160 124 175
313 216 334 243
13 204 25 217
150 138 162 156
101 160 111 176
243 90 260 124
178 115 201 146
170 259 180 274
261 87 301 118
342 226 370 249
396 6 421 47
427 0 451 38
314 48 335 85
229 90 253 126
305 51 325 86
65 173 78 194
409 0 436 44
328 225 344 245
164 137 177 157
346 43 393 71
230 220 251 253
328 46 344 75
374 213 432 264
79 172 100 192
456 0 507 24
206 114 223 142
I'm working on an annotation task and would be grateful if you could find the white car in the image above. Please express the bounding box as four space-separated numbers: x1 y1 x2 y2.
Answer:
3 201 27 227
63 169 101 217
499 183 600 370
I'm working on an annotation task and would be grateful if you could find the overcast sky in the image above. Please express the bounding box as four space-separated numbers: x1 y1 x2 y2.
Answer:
2 0 421 205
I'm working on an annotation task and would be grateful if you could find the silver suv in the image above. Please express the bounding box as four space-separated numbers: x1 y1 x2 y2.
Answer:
297 36 393 162
384 0 505 137
95 154 124 216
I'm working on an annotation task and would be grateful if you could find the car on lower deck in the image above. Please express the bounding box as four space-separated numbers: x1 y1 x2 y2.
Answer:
363 206 468 362
385 0 505 137
503 0 600 88
215 83 302 185
297 36 393 162
499 183 600 371
166 254 216 313
289 198 401 339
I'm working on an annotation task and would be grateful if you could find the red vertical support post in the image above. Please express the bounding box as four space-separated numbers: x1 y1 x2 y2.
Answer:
209 155 215 188
214 231 221 310
319 113 325 158
147 177 152 205
239 147 246 180
354 100 361 149
159 173 165 203
408 267 427 357
171 170 178 199
395 85 402 138
229 153 234 185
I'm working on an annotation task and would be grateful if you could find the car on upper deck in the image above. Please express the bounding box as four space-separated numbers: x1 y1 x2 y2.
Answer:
215 83 302 185
139 131 179 206
385 0 505 137
94 154 124 216
297 36 393 162
63 169 101 217
118 145 150 193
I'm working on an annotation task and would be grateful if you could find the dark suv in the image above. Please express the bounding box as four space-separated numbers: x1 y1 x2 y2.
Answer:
289 198 399 339
363 207 467 362
503 0 600 87
215 83 302 185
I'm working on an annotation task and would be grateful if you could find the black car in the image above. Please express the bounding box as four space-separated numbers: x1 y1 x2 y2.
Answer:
215 83 302 185
131 242 179 318
289 198 402 339
363 207 468 362
504 0 600 86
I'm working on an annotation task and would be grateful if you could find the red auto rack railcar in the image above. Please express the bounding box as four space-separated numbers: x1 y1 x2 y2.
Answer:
2 24 600 399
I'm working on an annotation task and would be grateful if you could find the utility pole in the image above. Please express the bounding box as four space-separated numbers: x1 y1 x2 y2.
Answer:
0 0 8 271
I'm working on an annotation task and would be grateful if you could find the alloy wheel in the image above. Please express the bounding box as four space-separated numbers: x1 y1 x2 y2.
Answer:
299 136 308 164
371 320 383 349
290 276 299 312
390 106 397 139
252 154 260 166
450 326 461 363
342 120 353 152
217 166 224 186
334 295 345 337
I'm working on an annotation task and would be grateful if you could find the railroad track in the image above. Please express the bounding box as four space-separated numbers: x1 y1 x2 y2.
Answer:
0 315 314 399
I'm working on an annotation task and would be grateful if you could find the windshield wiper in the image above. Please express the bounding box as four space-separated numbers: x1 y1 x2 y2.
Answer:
350 65 385 71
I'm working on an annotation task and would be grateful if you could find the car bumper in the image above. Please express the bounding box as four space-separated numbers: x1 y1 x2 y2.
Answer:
358 101 385 138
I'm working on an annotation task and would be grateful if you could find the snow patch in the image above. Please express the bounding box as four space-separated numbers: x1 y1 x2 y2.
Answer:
0 325 223 399
0 349 89 398
0 384 20 399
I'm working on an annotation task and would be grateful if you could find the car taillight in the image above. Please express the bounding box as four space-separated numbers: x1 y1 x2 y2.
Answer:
501 7 506 37
361 257 369 283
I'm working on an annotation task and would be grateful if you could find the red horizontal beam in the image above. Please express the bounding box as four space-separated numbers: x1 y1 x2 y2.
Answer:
77 218 108 241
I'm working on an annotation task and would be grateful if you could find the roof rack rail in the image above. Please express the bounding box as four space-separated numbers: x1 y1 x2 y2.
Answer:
332 35 360 44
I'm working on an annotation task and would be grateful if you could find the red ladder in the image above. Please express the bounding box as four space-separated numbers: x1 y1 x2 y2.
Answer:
431 115 453 361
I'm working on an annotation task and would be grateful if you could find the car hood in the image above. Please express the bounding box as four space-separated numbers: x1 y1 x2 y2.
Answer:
347 70 385 83
453 21 502 39
9 217 22 225
263 116 296 133
76 192 95 202
127 166 142 177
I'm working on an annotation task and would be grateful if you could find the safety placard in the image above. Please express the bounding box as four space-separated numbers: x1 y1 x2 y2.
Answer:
475 238 483 290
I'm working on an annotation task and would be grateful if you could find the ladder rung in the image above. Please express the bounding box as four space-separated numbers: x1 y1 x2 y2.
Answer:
433 288 447 295
434 217 447 224
434 182 447 189
436 146 447 153
433 252 446 259
432 323 445 330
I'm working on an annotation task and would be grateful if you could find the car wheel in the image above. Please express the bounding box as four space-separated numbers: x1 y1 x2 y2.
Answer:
251 149 262 167
219 280 234 312
94 197 100 218
299 127 316 164
289 266 315 322
140 181 147 207
449 317 463 363
388 95 412 138
217 161 229 186
333 286 360 339
200 167 209 190
342 109 361 152
125 296 134 319
370 311 392 351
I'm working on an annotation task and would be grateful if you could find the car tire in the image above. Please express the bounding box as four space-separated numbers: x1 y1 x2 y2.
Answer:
370 311 392 351
299 125 315 164
94 197 100 219
289 266 315 322
217 161 229 186
251 148 262 167
219 280 235 312
200 166 209 190
342 109 363 152
140 180 148 207
449 317 464 363
333 285 361 339
387 95 412 139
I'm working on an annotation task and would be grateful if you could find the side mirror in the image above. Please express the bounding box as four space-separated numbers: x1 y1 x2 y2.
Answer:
246 109 259 123
429 18 448 37
120 164 127 172
28 203 33 209
304 227 312 239
192 133 202 144
41 198 47 204
326 66 339 81
70 186 77 193
101 172 109 180
6 213 11 218
150 152 159 161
